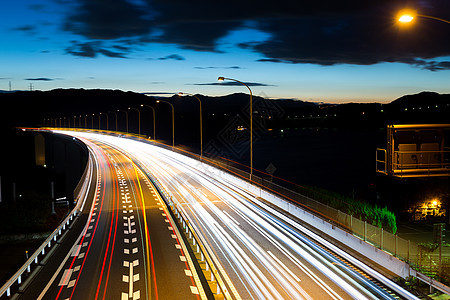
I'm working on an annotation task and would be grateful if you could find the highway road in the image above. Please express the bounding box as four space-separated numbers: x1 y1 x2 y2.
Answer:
21 134 204 299
53 130 418 300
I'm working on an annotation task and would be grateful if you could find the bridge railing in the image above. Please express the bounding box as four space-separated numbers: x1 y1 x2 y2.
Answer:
0 150 94 299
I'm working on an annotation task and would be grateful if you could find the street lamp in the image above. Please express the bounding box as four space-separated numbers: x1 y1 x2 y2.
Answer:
398 10 450 24
141 104 156 140
178 92 203 158
117 109 129 133
218 76 254 181
100 112 109 131
128 107 141 137
108 111 118 132
91 114 95 130
156 100 175 149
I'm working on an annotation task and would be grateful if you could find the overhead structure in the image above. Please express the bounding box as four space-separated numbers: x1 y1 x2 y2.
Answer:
376 124 450 178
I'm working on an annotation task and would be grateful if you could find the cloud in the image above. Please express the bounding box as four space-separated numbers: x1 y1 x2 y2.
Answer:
60 0 450 68
14 25 35 32
193 81 275 87
25 78 55 81
411 59 450 71
194 66 244 69
158 54 185 61
65 41 127 58
63 0 152 40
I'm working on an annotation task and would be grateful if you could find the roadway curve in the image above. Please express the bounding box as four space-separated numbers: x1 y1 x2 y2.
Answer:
21 133 204 300
53 130 418 300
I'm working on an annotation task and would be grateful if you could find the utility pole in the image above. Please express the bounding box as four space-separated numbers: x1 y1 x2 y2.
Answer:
9 81 11 92
29 83 33 91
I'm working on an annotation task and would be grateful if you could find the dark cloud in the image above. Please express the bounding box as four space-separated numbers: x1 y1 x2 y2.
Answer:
25 78 55 81
193 82 275 87
63 0 152 40
194 66 244 69
65 41 127 58
14 25 35 32
409 59 450 71
61 0 450 69
158 54 185 61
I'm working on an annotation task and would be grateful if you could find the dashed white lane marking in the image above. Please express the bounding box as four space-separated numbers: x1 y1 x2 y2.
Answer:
185 270 192 276
67 279 76 289
73 265 80 272
168 227 173 230
171 234 177 239
59 269 73 286
175 244 181 249
190 286 199 295
78 252 85 259
179 256 186 262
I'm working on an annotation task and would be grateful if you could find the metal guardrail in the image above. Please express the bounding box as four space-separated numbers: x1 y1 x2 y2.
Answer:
0 152 94 298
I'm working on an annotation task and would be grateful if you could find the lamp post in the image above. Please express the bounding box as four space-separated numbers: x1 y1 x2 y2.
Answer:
156 100 175 148
128 107 141 136
93 113 100 130
117 109 128 133
218 76 254 181
141 104 156 140
398 10 450 24
178 92 203 158
108 111 118 132
100 112 109 131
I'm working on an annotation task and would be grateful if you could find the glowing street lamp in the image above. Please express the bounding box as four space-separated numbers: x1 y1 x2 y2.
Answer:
398 14 414 23
178 92 203 158
218 76 254 181
398 10 450 24
156 100 175 149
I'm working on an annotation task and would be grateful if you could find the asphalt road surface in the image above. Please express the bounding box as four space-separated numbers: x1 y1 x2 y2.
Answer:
20 134 203 300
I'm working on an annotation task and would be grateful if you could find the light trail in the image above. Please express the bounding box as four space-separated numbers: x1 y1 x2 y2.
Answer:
57 130 417 300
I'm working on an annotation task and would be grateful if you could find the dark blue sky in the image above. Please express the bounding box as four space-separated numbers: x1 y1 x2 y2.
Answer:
1 0 449 102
